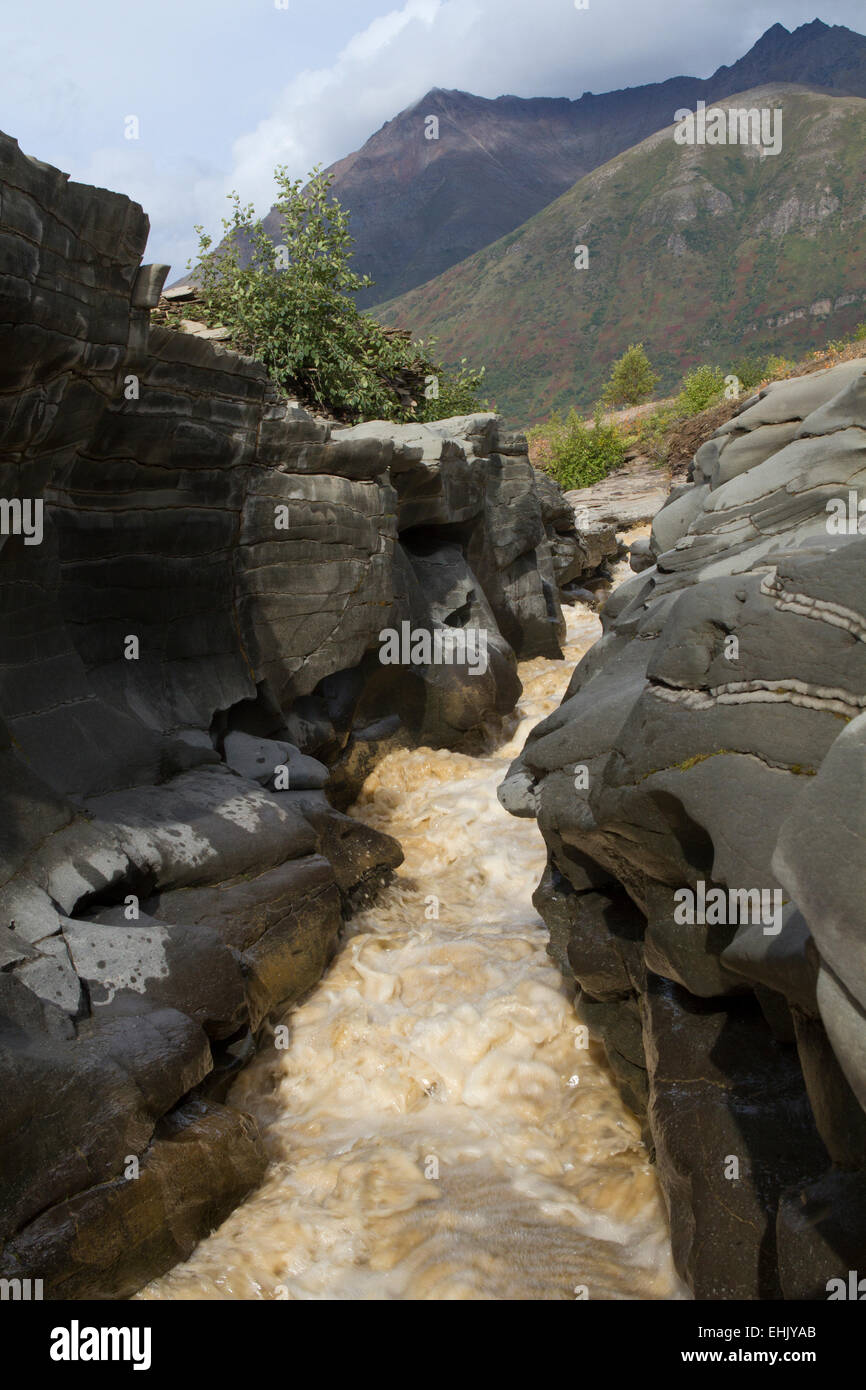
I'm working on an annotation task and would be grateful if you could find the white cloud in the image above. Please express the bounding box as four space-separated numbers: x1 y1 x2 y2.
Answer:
220 0 866 249
80 146 227 275
3 0 866 273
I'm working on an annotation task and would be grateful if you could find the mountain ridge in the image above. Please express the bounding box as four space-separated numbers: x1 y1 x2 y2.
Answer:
255 18 866 308
374 84 866 425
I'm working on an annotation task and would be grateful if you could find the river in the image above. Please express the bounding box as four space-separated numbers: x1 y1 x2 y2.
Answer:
138 550 683 1301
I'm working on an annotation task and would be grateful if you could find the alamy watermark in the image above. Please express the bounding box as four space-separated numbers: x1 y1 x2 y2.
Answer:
827 1270 866 1299
674 880 782 935
0 498 43 545
50 1321 151 1370
0 1277 43 1300
674 101 782 156
826 491 866 534
378 622 488 676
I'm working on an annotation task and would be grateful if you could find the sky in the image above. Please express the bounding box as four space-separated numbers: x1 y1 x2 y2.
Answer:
3 0 865 276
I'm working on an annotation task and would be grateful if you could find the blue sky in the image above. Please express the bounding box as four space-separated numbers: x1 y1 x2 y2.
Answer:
4 0 866 276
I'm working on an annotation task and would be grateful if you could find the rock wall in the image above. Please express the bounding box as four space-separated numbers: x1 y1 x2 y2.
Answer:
0 133 599 1298
502 357 866 1298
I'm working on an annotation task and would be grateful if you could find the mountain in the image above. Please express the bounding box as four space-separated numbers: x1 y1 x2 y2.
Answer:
374 86 866 426
255 19 866 309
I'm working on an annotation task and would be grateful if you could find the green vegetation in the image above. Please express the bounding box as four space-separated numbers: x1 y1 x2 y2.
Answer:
532 303 866 488
601 343 659 407
827 320 866 353
634 403 679 465
763 353 794 378
375 92 866 425
728 354 772 391
415 350 487 422
528 408 629 490
192 166 486 423
675 363 726 416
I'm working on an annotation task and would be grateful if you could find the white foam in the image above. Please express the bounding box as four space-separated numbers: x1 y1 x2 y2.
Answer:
139 546 684 1301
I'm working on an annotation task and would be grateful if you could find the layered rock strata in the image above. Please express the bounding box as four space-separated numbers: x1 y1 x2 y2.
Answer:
502 357 866 1299
0 133 597 1297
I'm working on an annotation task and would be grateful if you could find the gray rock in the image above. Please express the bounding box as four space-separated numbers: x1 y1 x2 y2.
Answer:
223 731 329 791
565 456 671 531
0 923 37 970
628 536 654 573
778 1168 866 1300
0 973 211 1244
497 769 539 819
503 355 866 1298
0 1099 266 1300
815 965 866 1117
61 915 247 1039
721 909 818 1014
131 264 170 309
14 936 84 1017
774 711 866 1016
644 975 828 1298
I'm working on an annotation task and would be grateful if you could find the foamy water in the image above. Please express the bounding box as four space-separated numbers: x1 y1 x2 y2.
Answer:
139 546 683 1301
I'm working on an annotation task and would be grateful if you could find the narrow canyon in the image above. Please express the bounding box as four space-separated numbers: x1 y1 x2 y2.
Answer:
2 128 865 1305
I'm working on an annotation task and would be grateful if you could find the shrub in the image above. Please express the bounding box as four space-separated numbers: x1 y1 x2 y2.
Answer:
827 321 866 353
636 404 679 465
530 409 628 490
601 343 659 407
764 354 793 379
675 363 725 416
192 166 486 423
416 351 488 422
727 355 769 391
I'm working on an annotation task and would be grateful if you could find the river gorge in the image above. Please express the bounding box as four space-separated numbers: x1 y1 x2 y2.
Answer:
2 130 866 1308
139 574 683 1301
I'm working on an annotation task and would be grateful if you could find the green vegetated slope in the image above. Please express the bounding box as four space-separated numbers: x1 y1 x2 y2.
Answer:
374 86 866 426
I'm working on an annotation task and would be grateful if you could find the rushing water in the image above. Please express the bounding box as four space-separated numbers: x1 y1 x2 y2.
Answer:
140 550 683 1301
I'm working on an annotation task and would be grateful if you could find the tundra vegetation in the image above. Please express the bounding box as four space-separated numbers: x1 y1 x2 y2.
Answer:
530 321 866 491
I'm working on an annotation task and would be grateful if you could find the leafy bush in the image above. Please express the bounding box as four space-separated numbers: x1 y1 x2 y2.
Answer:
727 355 769 391
601 343 659 407
827 321 866 353
192 166 486 423
675 363 725 416
530 409 628 490
415 350 487 422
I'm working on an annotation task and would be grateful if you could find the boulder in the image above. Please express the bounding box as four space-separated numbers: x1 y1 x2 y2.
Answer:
0 1099 266 1300
223 732 329 790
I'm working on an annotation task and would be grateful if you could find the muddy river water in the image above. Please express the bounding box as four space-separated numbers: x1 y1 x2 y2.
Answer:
140 561 683 1301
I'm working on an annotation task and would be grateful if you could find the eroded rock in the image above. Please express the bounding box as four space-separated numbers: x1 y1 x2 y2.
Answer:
504 357 866 1298
0 130 592 1297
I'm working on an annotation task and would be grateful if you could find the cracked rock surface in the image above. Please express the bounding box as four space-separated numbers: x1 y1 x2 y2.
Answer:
502 356 866 1298
0 132 605 1297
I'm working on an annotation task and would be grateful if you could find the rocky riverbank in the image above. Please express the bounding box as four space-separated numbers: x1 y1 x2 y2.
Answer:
502 357 866 1298
0 132 611 1298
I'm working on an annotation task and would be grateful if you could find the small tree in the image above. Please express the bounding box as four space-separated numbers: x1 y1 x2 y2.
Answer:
191 167 486 424
728 354 768 391
602 343 659 407
416 350 487 422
